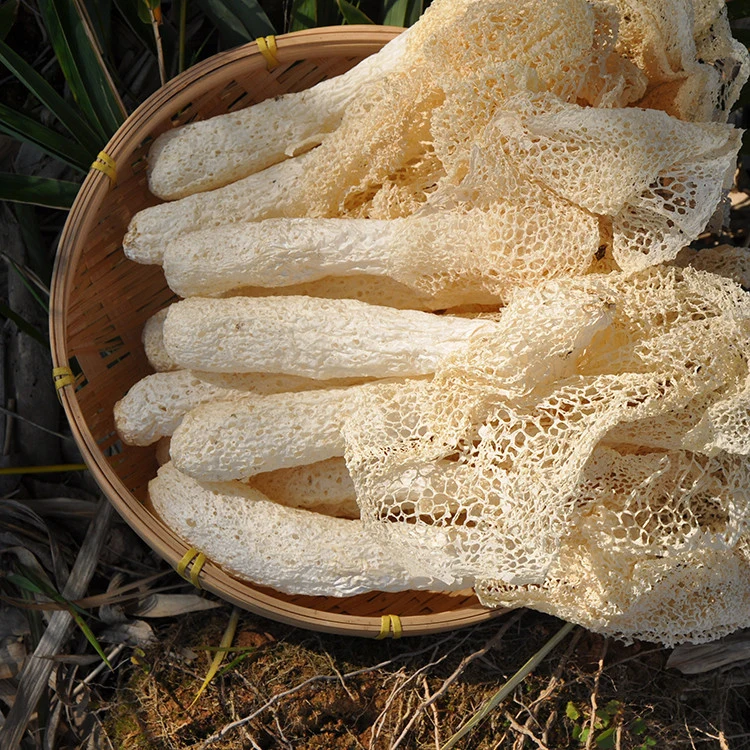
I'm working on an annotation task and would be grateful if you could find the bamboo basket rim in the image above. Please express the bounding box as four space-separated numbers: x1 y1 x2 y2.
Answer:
49 26 504 638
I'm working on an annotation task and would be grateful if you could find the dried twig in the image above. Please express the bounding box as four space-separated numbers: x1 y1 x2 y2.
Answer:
584 638 609 750
423 676 441 750
390 611 524 749
197 633 461 749
505 710 551 750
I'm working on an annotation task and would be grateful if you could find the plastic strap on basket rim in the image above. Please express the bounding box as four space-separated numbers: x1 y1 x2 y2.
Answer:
375 614 403 639
256 35 279 71
91 151 117 184
177 547 207 589
53 366 76 402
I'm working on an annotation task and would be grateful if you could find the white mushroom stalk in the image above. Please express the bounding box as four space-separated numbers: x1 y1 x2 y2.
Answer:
246 457 360 519
144 0 483 201
169 385 380 481
169 288 616 483
161 296 499 379
161 191 600 307
150 462 473 596
114 369 369 447
146 32 413 200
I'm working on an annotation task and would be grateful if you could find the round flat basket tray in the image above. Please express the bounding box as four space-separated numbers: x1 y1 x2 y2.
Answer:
50 26 503 638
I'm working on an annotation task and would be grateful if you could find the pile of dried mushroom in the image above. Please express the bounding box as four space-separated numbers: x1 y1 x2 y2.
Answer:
115 0 750 645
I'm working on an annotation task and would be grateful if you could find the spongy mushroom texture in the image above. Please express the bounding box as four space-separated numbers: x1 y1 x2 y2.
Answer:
144 0 644 202
150 462 472 597
114 370 251 446
169 384 385 482
113 369 370 447
137 305 368 392
342 265 750 643
145 31 412 200
161 183 600 308
142 309 176 372
483 96 741 271
476 451 750 646
675 244 750 289
241 458 359 519
161 296 497 379
593 0 750 121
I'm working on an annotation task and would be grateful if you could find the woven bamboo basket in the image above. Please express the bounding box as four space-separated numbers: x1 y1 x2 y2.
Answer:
50 26 504 638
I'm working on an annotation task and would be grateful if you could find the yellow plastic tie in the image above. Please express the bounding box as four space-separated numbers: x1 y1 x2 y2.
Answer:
177 548 207 589
256 35 279 71
91 151 117 183
375 614 403 640
53 367 76 402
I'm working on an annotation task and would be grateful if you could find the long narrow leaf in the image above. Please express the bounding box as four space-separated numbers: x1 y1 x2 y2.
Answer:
217 0 275 37
190 607 239 706
290 0 317 30
337 0 374 24
70 608 112 669
0 301 48 345
0 38 101 152
193 0 253 46
383 0 423 26
12 204 53 284
111 0 157 55
0 103 91 170
0 173 79 209
4 253 50 314
0 0 18 40
38 0 126 141
194 0 275 47
80 0 112 54
442 622 577 749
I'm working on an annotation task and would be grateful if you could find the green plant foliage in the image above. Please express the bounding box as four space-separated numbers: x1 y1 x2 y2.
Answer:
7 569 112 669
337 0 374 24
0 301 47 345
37 0 127 143
0 0 19 40
567 700 659 748
0 103 92 171
194 0 276 46
289 0 319 30
0 37 101 151
383 0 422 27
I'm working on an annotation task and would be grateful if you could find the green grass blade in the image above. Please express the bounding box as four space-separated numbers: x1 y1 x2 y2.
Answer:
12 204 53 284
10 569 113 670
218 0 275 37
190 607 239 706
80 0 112 54
0 38 101 150
3 252 50 312
194 0 275 47
0 301 48 344
289 0 317 30
0 173 79 209
0 0 19 40
112 0 157 55
70 608 112 669
383 0 423 26
337 0 374 24
0 103 92 170
441 621 577 750
38 0 126 142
